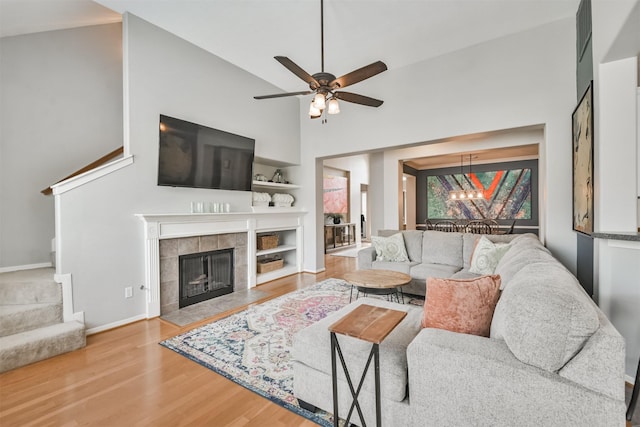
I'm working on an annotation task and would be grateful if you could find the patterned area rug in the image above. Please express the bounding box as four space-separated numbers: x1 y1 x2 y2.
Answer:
160 278 423 426
160 278 353 426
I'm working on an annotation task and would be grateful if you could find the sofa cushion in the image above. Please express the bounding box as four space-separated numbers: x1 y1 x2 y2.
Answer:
293 297 422 402
490 263 600 372
372 260 419 274
449 268 482 280
494 241 555 287
422 231 463 268
371 233 409 262
422 275 501 337
469 236 512 275
402 230 424 262
410 263 461 281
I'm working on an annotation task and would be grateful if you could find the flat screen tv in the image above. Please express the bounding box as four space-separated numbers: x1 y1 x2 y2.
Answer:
158 115 255 191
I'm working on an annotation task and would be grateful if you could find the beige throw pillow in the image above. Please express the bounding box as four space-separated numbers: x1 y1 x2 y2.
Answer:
469 236 511 275
371 233 410 262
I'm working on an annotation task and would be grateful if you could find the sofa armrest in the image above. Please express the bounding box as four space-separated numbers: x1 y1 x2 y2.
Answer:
407 328 625 426
356 246 376 270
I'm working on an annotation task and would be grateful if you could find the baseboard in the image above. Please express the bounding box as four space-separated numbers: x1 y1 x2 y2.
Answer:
303 268 326 274
627 374 636 385
0 262 53 273
54 273 75 322
73 311 85 324
85 314 147 336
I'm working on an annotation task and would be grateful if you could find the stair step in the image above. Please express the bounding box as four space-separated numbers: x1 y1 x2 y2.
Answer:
0 321 86 373
0 281 61 305
0 303 63 337
0 268 60 305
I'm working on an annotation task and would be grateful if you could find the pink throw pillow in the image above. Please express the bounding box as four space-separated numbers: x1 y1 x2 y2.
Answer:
422 275 502 337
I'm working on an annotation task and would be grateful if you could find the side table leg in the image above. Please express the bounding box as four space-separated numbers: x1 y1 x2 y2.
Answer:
627 357 639 421
374 343 381 427
331 332 339 427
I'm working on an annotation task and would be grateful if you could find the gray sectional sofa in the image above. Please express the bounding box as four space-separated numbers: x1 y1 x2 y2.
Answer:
293 230 626 426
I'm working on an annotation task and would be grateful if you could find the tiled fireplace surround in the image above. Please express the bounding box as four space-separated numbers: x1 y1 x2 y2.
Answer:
137 212 305 319
159 233 248 315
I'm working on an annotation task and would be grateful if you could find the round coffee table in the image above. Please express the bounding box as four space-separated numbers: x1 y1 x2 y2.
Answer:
343 269 411 304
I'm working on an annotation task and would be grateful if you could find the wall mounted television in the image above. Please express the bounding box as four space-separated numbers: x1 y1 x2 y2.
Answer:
157 115 255 191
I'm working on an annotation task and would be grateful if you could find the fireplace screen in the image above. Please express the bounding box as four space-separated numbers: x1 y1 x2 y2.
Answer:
179 248 234 308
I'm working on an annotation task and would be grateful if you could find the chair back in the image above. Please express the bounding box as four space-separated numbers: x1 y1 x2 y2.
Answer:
504 220 516 235
465 220 492 234
483 219 500 234
434 220 458 232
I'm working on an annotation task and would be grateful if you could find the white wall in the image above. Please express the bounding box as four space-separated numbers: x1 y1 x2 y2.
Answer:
591 0 640 380
56 14 300 329
298 18 576 273
0 23 123 268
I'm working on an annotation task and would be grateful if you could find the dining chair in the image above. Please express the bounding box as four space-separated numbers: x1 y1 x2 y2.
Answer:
482 219 500 234
503 220 517 235
433 221 458 232
465 220 492 234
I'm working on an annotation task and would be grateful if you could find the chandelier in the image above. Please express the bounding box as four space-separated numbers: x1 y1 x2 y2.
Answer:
449 154 484 201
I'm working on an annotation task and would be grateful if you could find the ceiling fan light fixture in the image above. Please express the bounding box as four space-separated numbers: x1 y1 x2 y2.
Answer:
309 102 322 118
327 98 340 114
312 93 326 110
253 0 387 121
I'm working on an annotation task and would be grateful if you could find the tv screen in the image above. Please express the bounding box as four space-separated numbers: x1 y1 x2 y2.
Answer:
158 115 255 191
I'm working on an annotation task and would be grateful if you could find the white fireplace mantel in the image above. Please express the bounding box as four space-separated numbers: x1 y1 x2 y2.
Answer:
137 210 306 318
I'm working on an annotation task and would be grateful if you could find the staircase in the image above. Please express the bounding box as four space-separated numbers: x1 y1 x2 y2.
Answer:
0 268 85 373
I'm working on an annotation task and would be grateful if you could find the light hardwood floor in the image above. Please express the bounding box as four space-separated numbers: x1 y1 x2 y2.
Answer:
1 253 637 426
0 255 355 426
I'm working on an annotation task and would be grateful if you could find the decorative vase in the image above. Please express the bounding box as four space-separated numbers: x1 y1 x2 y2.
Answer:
272 169 284 183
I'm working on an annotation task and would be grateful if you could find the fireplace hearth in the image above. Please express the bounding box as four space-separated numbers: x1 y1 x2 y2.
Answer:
179 248 234 308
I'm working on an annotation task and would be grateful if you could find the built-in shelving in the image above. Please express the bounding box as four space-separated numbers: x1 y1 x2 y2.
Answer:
252 180 301 190
256 228 301 285
256 244 297 257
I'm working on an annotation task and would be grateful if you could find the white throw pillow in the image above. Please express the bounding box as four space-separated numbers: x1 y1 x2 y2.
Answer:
371 233 409 262
469 235 512 275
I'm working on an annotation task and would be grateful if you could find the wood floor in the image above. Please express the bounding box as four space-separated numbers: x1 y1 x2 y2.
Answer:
0 255 355 427
1 253 637 426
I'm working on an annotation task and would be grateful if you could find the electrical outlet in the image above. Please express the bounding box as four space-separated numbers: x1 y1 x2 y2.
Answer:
125 287 133 298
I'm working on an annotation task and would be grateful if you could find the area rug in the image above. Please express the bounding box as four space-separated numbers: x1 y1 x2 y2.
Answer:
160 278 352 426
160 278 422 426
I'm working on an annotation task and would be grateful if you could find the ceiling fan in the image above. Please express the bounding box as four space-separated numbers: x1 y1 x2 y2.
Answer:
253 0 387 120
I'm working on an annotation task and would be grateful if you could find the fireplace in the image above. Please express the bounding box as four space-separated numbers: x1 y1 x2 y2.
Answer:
179 248 234 308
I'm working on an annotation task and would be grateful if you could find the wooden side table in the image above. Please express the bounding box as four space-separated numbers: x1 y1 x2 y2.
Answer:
328 304 407 427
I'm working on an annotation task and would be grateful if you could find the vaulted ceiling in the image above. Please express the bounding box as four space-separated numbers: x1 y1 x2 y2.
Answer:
1 0 579 93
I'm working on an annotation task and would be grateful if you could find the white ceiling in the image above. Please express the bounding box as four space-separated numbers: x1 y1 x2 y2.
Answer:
1 0 579 92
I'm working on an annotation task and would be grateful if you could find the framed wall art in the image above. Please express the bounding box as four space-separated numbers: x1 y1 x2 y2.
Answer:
323 173 349 215
426 167 533 220
572 82 594 234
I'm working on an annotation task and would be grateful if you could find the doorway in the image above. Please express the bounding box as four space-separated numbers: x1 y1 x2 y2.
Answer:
403 174 416 230
361 184 370 241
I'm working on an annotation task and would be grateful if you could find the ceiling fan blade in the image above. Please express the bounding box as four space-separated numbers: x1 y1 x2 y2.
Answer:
330 61 387 89
335 91 384 107
254 90 313 100
274 56 319 88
